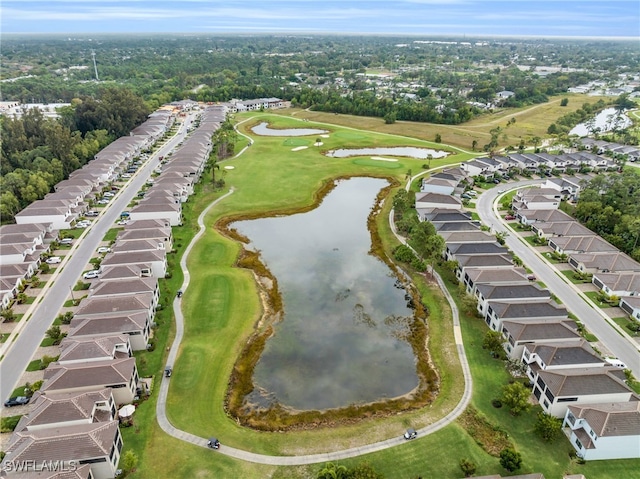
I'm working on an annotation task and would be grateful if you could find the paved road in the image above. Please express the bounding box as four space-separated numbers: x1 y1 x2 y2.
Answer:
155 177 473 464
476 181 640 378
0 114 196 403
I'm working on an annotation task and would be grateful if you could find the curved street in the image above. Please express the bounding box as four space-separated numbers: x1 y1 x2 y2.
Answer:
476 181 640 378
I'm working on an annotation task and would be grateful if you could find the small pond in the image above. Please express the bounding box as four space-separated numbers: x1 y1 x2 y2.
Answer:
251 122 328 137
570 107 632 137
233 177 419 411
326 146 448 159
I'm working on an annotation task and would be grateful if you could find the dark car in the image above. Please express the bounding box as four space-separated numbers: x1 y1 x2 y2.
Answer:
403 428 418 440
504 215 516 220
164 366 172 378
4 396 30 407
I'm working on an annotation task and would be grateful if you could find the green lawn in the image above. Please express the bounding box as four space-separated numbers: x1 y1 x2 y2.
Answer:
26 359 42 371
584 291 614 308
561 269 593 284
126 113 640 479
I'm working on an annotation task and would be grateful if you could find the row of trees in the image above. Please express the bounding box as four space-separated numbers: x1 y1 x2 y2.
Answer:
572 170 640 260
0 87 149 221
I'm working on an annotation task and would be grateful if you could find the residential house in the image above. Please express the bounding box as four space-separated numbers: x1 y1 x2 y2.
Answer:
485 300 567 332
128 201 181 226
517 208 573 226
548 235 617 256
619 296 640 321
88 278 159 310
2 421 122 479
41 357 139 405
592 271 640 298
475 283 551 317
100 250 167 278
568 252 640 275
69 312 150 351
531 367 635 417
58 335 132 365
459 267 529 295
521 340 606 382
532 221 594 239
74 295 156 325
455 255 515 282
563 401 640 460
501 319 583 360
444 242 508 262
415 192 462 210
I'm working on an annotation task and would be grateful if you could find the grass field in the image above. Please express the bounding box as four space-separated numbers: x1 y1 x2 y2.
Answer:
124 111 640 479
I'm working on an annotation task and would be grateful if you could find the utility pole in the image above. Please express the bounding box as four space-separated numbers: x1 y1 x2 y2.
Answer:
91 50 99 81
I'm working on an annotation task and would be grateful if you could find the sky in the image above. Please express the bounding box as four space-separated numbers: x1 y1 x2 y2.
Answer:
2 0 639 38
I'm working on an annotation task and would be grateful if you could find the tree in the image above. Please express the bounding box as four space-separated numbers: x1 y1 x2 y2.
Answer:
0 308 16 322
499 448 523 472
434 133 442 143
534 412 562 442
483 330 504 356
459 458 477 477
560 98 569 107
121 450 139 474
501 382 531 416
471 140 478 151
317 462 348 479
45 325 66 345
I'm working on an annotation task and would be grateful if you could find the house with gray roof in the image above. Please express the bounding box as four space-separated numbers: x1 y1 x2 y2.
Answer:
568 251 640 275
459 267 529 295
619 296 640 322
501 319 583 360
521 340 606 382
74 295 155 325
532 221 593 239
486 300 567 332
98 265 150 281
438 231 496 244
563 401 640 460
455 254 515 277
475 283 551 317
532 367 635 417
100 250 166 278
548 235 617 256
415 192 462 210
516 208 573 226
433 221 480 232
592 271 640 298
2 421 122 479
89 279 159 309
420 209 472 223
445 242 508 262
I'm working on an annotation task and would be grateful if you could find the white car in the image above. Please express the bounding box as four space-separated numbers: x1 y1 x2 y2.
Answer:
46 256 62 264
59 238 73 245
83 270 100 279
96 199 110 205
497 189 505 194
121 173 132 179
116 220 129 226
97 247 111 254
103 192 115 197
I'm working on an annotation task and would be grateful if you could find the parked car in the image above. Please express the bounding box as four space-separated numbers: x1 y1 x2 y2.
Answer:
4 396 30 407
461 193 472 199
96 199 110 205
493 178 501 184
121 174 132 179
86 211 99 217
46 256 61 264
497 189 505 194
83 270 100 279
97 247 111 254
103 191 115 197
59 238 73 245
466 190 477 197
527 274 537 281
504 215 516 220
403 428 418 440
116 220 129 226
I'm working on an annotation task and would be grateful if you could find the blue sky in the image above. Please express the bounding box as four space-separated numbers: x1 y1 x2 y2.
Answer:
2 0 639 38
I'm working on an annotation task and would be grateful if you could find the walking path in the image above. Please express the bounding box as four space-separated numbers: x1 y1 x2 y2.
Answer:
155 165 473 464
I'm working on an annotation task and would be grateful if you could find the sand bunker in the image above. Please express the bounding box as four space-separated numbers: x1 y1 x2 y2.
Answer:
314 142 323 146
370 156 399 162
224 165 235 170
320 134 330 138
291 146 309 152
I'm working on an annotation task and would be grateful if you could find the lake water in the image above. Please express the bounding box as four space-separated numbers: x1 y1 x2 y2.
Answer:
251 122 328 136
326 147 448 159
569 107 632 137
234 177 418 411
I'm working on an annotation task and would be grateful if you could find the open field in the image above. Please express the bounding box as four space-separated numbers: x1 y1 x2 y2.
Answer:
124 112 640 478
281 94 610 151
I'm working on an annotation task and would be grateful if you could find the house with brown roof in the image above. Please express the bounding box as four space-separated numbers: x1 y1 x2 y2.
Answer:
88 278 159 309
455 255 515 281
415 192 462 210
58 335 132 365
501 319 583 360
128 201 181 226
1 464 94 479
98 265 151 281
74 295 155 324
13 389 116 433
116 226 172 249
517 208 573 226
532 367 636 417
619 296 640 322
563 401 640 460
486 300 567 332
110 239 166 254
2 421 122 479
41 357 139 405
521 340 606 382
69 312 150 351
438 230 496 244
531 221 593 239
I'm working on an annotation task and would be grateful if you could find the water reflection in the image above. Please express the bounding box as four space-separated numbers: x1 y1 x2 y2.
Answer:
251 121 328 136
234 177 418 411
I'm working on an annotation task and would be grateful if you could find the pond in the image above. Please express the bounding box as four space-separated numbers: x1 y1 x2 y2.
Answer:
233 177 419 411
569 107 632 137
251 121 328 136
326 146 448 159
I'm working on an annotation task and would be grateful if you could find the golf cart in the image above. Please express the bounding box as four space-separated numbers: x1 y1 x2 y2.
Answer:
207 438 220 449
403 428 417 440
164 366 172 378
